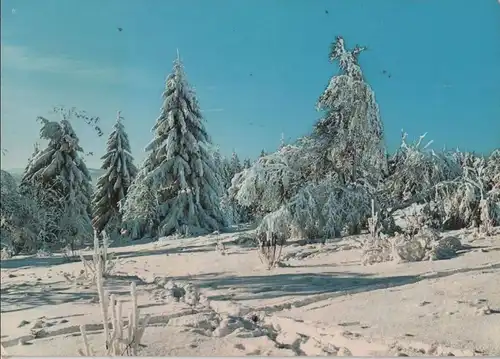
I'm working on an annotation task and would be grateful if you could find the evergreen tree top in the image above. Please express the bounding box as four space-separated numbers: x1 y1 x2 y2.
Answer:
101 111 133 162
37 117 84 154
145 54 210 159
329 36 366 80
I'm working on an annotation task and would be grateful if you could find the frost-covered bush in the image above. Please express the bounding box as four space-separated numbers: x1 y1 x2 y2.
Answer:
361 229 461 265
434 152 499 230
384 133 462 207
485 149 500 191
287 178 372 239
0 170 56 254
255 207 290 269
229 145 307 216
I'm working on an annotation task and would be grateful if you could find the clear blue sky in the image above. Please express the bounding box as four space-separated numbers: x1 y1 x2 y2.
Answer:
1 0 499 170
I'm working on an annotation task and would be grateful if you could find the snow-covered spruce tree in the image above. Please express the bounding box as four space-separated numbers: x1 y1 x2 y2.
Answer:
221 151 253 225
312 36 386 185
209 146 231 190
222 157 234 189
19 117 93 249
92 112 138 234
243 158 252 169
122 55 225 238
229 151 242 179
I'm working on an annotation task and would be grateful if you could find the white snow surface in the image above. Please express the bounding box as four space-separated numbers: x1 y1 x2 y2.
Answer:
1 228 499 356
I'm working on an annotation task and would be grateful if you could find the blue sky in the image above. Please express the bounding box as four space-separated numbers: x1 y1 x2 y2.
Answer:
1 0 499 170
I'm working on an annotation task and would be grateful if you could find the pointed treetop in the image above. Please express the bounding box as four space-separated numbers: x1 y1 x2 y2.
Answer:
279 132 285 148
329 36 366 79
116 110 123 124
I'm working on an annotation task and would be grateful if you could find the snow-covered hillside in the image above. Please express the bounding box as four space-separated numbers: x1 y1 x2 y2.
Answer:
1 228 499 356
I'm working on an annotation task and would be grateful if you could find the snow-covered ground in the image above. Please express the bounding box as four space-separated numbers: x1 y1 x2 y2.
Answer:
1 228 499 356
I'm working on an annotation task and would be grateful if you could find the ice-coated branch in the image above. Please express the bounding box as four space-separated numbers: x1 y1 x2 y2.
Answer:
78 280 151 356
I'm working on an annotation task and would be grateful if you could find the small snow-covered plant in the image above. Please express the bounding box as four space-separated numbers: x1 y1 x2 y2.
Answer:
362 222 455 265
361 234 397 265
214 233 227 255
255 207 290 269
78 275 151 356
367 199 381 239
479 198 495 236
1 246 13 259
80 230 116 282
215 241 227 254
36 246 53 258
1 343 8 358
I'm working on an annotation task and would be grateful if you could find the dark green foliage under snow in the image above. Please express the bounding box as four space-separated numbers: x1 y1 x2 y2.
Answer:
16 118 93 252
121 55 225 238
92 112 138 234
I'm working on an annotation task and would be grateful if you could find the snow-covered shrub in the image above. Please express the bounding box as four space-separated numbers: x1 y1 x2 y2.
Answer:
151 278 206 307
428 236 462 260
361 227 460 265
79 280 150 356
122 55 225 239
36 246 53 258
485 149 500 190
1 247 13 259
287 178 372 239
383 133 462 209
434 152 499 230
0 170 57 254
229 144 307 217
255 207 290 269
92 111 138 235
